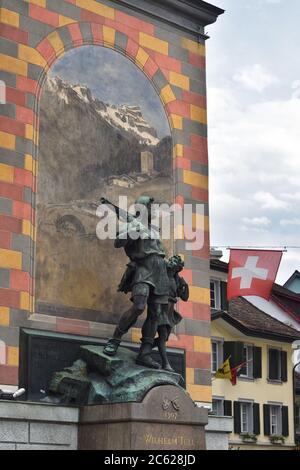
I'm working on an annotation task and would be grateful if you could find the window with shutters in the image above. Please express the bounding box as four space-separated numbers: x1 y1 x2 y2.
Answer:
211 339 223 373
210 280 221 309
212 397 224 416
270 405 282 436
240 344 253 378
240 401 253 434
268 348 281 381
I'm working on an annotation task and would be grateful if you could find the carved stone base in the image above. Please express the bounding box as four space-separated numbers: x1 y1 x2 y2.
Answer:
78 385 208 450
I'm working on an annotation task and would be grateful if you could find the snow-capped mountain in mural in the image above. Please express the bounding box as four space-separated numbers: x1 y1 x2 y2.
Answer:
46 76 159 146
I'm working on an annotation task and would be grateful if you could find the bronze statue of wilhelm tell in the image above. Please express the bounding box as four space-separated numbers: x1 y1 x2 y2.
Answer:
101 196 189 370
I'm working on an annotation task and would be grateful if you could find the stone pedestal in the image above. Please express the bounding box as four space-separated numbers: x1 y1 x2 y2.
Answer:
78 385 208 450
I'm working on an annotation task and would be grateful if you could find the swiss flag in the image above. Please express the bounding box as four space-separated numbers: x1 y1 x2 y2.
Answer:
227 249 282 301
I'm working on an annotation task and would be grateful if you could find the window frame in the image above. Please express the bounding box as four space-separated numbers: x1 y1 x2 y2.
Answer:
269 403 282 436
211 396 224 416
240 344 254 379
211 338 223 373
210 279 221 310
239 400 254 435
268 347 282 382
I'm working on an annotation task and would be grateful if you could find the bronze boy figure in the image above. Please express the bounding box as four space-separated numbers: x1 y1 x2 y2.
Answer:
153 255 189 371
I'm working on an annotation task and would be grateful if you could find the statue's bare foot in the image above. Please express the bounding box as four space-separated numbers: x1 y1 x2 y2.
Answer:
163 362 175 372
103 338 121 356
136 354 161 369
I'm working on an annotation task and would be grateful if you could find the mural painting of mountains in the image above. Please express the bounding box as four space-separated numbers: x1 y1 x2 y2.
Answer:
36 46 173 322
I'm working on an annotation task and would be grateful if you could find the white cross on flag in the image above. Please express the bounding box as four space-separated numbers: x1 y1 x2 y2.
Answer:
227 249 283 301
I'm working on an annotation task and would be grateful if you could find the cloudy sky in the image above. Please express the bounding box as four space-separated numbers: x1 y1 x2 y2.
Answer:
51 46 170 138
206 0 300 283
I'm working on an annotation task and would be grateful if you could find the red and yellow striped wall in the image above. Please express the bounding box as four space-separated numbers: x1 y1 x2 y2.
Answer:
0 0 211 403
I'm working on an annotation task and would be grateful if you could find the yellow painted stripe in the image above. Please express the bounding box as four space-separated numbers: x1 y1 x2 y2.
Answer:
103 26 115 46
19 44 47 68
22 219 34 237
76 0 115 20
47 31 64 56
0 53 27 76
0 131 16 151
190 105 207 124
189 286 210 305
59 15 75 26
139 32 168 55
24 154 37 176
24 0 46 6
194 337 211 354
136 47 149 68
0 8 19 27
187 384 211 403
7 346 19 367
183 170 208 190
192 213 209 232
181 37 205 56
0 307 9 327
0 162 14 183
0 249 22 270
131 328 141 344
170 114 183 130
160 84 176 105
174 144 183 157
20 291 32 311
169 71 190 91
186 367 195 385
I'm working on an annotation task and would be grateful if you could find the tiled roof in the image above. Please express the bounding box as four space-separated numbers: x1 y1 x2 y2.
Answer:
212 296 300 342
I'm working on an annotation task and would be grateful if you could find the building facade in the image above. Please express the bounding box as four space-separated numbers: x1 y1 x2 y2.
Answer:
210 256 300 449
0 0 223 410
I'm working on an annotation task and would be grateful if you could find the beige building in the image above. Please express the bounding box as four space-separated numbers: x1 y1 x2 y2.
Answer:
210 257 300 450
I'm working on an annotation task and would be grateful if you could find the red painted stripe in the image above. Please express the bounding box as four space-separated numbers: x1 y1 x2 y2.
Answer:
0 288 20 308
183 146 208 165
14 168 35 189
186 351 211 369
193 303 211 321
168 334 194 351
0 215 22 233
81 10 106 24
6 87 26 107
105 18 139 42
12 201 32 220
126 38 139 59
0 182 24 201
0 23 28 45
37 38 56 62
152 51 181 73
0 116 25 137
0 230 11 249
143 57 159 78
174 157 191 171
16 106 34 125
68 23 84 45
189 51 205 69
167 101 190 118
16 76 37 94
29 4 59 28
115 10 154 35
0 365 18 385
10 270 30 292
182 90 206 108
91 22 103 44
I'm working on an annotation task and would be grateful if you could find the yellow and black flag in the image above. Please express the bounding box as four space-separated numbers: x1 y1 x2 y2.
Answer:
215 358 232 381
